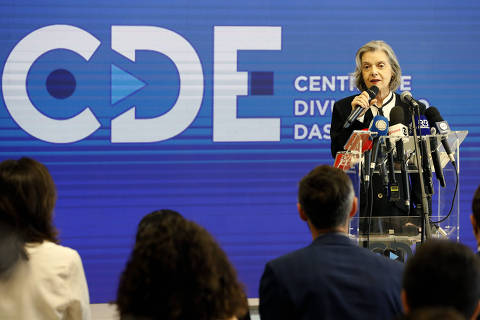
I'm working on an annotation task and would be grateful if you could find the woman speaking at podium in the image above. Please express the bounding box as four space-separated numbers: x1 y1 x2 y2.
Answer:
330 40 426 231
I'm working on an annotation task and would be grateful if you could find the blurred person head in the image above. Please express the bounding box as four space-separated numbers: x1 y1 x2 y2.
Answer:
353 40 401 98
116 209 248 320
0 157 58 276
297 165 357 237
470 185 480 248
402 240 480 319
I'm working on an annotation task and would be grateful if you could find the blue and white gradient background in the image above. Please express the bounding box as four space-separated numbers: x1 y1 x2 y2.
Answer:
1 0 479 302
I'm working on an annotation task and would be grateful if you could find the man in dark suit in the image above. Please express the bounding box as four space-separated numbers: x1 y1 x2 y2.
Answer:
259 165 404 320
402 240 480 319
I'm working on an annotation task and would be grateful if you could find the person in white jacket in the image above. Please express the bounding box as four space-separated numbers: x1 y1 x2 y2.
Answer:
0 157 91 320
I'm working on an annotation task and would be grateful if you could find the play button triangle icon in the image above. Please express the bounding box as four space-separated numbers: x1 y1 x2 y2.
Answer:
111 65 146 104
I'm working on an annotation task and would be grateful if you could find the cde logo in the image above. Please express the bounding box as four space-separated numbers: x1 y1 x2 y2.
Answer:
2 25 282 143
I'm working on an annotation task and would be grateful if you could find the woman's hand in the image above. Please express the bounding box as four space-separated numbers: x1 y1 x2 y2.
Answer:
351 91 377 117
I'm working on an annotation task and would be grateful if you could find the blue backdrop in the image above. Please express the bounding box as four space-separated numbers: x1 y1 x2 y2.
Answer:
1 0 479 302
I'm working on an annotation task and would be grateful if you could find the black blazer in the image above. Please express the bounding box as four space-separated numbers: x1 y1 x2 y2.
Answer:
330 92 425 158
259 233 404 320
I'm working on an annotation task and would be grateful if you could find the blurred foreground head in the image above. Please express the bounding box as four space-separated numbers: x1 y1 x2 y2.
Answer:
402 240 480 319
116 209 248 320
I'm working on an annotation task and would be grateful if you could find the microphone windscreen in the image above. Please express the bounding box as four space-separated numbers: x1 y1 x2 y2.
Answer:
425 106 444 123
367 85 379 99
425 106 451 134
400 91 412 104
390 106 405 126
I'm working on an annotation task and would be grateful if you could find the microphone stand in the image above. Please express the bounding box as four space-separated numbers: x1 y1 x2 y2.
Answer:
409 106 432 242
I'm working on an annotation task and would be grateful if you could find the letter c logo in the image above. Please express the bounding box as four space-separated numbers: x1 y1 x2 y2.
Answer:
2 25 101 143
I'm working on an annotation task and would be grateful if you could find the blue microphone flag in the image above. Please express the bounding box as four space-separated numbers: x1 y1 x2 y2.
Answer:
369 115 389 137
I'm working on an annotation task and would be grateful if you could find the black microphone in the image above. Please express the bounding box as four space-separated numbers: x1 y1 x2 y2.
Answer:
362 148 372 193
429 130 446 187
424 106 446 187
389 106 409 207
424 106 456 165
368 115 389 190
378 143 389 195
400 91 420 109
420 133 434 195
343 85 379 128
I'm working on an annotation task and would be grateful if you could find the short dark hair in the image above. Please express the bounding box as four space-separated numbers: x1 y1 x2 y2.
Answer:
472 185 480 231
116 209 248 320
0 157 58 275
298 165 354 230
403 240 480 318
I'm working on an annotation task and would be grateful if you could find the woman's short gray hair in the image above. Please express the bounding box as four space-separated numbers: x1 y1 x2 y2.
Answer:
353 40 402 92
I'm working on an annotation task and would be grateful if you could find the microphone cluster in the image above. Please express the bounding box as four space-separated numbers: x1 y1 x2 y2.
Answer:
362 96 454 204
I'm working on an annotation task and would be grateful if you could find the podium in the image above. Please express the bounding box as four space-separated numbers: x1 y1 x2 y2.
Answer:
335 130 467 260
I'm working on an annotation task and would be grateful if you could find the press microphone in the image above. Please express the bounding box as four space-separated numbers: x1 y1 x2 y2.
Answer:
385 107 403 201
360 128 374 192
379 149 390 196
409 115 430 136
409 114 434 195
424 106 456 166
368 115 389 188
343 85 379 128
400 91 420 109
420 130 434 195
429 131 446 187
424 107 446 187
389 106 410 207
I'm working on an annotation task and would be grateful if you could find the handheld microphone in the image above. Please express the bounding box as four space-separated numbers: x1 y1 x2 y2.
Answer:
389 106 410 207
424 106 456 165
400 91 420 109
343 85 379 129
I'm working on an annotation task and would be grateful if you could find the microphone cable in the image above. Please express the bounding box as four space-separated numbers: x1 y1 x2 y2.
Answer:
430 161 458 225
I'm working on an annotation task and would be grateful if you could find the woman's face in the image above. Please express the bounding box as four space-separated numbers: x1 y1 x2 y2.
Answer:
361 50 393 98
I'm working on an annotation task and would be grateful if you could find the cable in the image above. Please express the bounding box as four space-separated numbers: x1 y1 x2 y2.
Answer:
430 162 458 225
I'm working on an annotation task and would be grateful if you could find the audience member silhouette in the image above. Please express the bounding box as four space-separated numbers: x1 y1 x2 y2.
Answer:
116 209 249 320
259 165 404 320
0 157 90 319
402 240 480 319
